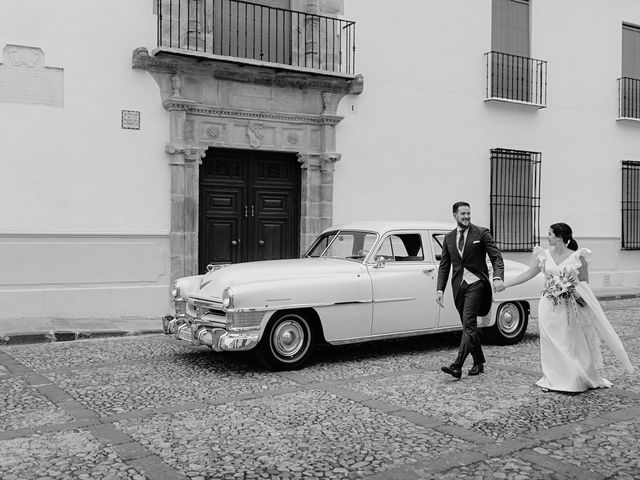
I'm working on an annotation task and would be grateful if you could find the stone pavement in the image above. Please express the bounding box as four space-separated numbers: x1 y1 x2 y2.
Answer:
0 297 639 479
0 286 638 346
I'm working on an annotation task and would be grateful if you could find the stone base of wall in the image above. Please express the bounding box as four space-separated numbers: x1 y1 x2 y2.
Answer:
0 233 170 320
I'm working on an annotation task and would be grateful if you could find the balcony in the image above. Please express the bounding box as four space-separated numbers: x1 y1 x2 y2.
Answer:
618 77 640 121
155 0 356 78
485 51 547 108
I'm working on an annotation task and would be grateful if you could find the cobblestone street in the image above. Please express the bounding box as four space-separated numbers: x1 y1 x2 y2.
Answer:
1 299 639 480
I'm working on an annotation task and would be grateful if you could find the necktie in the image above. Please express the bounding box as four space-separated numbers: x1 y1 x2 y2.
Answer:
458 230 465 252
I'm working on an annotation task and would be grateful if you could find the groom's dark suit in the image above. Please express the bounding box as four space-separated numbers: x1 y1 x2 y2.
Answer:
437 223 504 368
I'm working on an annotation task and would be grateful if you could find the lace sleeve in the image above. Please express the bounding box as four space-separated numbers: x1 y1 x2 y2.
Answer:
575 247 593 264
532 245 545 268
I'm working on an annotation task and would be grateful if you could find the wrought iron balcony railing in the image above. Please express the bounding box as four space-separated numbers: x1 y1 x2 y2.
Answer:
618 77 640 120
622 160 640 250
156 0 356 76
485 51 547 108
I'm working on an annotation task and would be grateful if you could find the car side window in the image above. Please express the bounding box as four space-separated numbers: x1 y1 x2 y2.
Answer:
322 232 378 259
431 233 445 261
375 233 424 262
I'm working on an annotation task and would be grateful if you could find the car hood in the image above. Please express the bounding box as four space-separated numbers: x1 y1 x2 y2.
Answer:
192 258 366 300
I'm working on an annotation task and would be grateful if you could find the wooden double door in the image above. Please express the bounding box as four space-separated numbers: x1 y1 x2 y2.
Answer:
198 148 301 272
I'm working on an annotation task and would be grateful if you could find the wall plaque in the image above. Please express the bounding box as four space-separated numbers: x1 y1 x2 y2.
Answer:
121 110 141 130
0 44 64 107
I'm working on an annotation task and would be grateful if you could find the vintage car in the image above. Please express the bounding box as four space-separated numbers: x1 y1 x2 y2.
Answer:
162 221 543 370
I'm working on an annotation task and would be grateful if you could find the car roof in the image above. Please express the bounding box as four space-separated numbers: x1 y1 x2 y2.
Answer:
321 220 455 234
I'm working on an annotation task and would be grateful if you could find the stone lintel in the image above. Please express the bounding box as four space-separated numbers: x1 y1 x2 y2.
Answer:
132 47 364 97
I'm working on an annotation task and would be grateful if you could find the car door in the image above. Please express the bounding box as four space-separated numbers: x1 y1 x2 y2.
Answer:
429 230 460 328
369 231 440 335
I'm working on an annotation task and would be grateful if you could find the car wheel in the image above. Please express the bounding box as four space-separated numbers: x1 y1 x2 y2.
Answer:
254 311 315 370
491 302 528 345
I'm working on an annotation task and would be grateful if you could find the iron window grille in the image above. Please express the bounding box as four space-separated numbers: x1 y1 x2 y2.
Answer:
622 161 640 249
485 51 547 107
490 148 541 252
618 78 640 120
156 0 356 75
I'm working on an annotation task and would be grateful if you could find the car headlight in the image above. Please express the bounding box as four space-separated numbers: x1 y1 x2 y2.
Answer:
171 281 180 299
222 287 234 310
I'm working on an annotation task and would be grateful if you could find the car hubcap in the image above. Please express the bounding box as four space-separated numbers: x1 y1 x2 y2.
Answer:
272 319 307 359
498 303 521 336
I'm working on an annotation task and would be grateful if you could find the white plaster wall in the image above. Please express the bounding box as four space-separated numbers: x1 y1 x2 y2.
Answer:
0 0 168 233
337 0 640 286
0 0 171 320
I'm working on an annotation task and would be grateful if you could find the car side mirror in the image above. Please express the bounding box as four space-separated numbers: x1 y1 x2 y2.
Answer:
374 255 387 268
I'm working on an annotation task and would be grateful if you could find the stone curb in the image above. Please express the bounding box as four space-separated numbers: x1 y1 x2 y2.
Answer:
0 329 162 346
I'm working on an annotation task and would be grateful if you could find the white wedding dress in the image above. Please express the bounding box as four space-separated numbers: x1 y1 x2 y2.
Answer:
533 246 634 392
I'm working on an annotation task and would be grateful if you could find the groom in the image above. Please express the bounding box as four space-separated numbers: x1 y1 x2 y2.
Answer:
436 201 505 378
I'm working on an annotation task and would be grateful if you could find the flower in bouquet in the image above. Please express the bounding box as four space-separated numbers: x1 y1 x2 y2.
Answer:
541 267 586 307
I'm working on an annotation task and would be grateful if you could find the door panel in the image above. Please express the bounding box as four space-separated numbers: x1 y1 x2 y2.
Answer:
200 220 241 264
428 230 462 328
369 263 439 335
257 221 287 260
199 187 244 267
369 232 439 334
253 188 295 260
199 148 300 271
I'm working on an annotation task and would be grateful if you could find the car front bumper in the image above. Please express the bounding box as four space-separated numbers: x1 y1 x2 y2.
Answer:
162 315 260 352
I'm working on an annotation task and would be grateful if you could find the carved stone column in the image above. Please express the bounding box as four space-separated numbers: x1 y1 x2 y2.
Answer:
305 0 321 68
165 98 205 282
298 153 323 250
186 0 205 47
183 146 205 277
320 153 341 232
166 143 187 282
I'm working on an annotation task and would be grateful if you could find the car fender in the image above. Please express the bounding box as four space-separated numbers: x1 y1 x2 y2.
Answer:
230 273 374 341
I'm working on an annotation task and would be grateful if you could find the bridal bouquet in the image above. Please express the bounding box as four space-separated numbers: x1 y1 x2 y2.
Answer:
542 267 586 307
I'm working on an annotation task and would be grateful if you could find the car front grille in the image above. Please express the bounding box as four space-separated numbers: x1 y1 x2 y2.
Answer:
186 298 226 320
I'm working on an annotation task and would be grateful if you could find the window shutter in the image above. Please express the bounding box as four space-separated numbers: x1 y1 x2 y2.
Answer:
492 0 529 57
622 24 640 79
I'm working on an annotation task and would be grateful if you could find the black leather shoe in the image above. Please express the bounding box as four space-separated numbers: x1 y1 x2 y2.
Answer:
441 365 462 379
468 364 484 376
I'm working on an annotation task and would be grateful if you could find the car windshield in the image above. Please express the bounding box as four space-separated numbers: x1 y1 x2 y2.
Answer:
305 230 378 261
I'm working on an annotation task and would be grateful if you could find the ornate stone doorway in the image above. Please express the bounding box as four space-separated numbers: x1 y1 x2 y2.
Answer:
132 48 363 283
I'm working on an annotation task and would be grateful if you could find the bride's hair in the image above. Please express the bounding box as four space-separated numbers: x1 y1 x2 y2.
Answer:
550 222 578 251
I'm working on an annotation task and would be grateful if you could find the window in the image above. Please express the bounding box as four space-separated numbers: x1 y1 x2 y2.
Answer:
491 0 530 57
622 161 640 249
374 233 425 262
430 233 445 261
306 230 377 259
620 24 640 119
489 0 531 103
490 148 541 251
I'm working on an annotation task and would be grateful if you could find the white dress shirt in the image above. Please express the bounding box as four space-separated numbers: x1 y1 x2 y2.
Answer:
457 228 479 285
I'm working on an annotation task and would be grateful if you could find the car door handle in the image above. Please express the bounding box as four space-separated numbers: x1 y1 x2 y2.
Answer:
423 266 436 274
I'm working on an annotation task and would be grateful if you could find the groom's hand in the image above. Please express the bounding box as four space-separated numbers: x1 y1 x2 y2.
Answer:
435 291 444 308
493 279 505 293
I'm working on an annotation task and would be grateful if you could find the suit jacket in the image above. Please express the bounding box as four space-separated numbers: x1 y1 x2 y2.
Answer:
436 223 504 316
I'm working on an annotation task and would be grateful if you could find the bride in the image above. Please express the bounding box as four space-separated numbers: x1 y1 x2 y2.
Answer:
505 222 634 393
